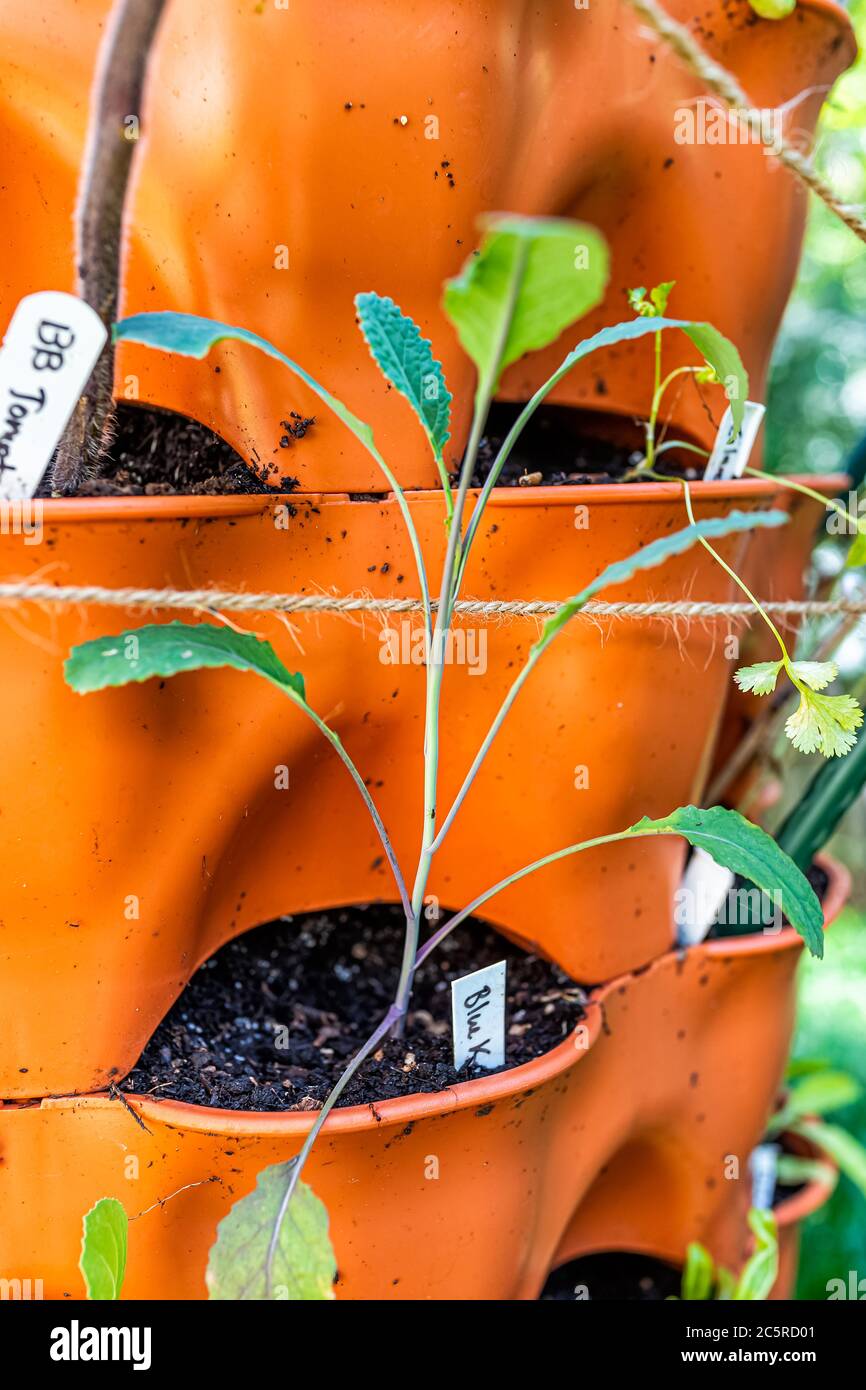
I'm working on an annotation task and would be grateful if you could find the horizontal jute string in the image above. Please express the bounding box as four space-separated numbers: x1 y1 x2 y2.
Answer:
0 582 863 623
626 0 866 245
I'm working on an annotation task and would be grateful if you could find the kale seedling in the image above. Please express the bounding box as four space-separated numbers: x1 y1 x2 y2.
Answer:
66 214 825 1298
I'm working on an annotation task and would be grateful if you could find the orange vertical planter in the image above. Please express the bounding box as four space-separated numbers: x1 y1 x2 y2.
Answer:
0 2 854 488
0 858 847 1300
0 477 840 1099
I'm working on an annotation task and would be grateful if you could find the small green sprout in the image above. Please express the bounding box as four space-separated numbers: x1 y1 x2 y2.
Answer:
677 1209 778 1301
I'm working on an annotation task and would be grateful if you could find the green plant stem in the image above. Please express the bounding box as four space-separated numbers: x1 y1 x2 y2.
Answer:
392 244 528 1025
417 825 665 966
264 1002 403 1296
273 818 665 1248
628 364 701 479
680 479 793 662
744 466 860 533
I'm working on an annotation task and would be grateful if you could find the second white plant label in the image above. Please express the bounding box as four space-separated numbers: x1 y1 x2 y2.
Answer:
451 960 506 1071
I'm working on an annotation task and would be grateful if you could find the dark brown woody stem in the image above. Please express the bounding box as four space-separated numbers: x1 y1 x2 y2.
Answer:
51 0 167 494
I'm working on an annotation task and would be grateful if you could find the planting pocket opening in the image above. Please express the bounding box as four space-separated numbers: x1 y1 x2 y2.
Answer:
539 1251 683 1302
473 403 706 490
122 902 590 1114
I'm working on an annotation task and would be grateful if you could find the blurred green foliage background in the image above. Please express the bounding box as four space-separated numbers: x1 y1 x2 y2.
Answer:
766 0 866 1299
766 0 866 481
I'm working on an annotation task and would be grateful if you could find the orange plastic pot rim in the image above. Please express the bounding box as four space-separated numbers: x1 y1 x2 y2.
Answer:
28 856 849 1140
25 473 850 526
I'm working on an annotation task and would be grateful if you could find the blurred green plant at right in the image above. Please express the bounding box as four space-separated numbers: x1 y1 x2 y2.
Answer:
765 0 866 481
792 910 866 1298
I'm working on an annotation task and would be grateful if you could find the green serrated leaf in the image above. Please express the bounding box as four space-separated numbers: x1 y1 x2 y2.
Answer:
789 661 838 692
628 805 825 957
443 214 609 386
355 293 451 460
64 622 305 700
536 509 787 650
80 1198 128 1301
785 688 863 759
793 1120 866 1202
206 1164 336 1300
682 1241 715 1300
650 281 676 315
769 1071 862 1133
734 1209 778 1301
734 660 784 696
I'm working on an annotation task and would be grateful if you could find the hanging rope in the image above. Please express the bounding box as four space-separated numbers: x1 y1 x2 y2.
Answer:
0 580 863 624
625 0 866 245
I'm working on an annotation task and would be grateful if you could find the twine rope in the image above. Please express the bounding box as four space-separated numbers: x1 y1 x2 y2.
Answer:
625 0 866 245
0 581 863 623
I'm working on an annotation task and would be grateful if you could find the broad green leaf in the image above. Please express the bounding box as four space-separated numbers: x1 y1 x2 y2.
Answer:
775 1154 838 1192
206 1164 336 1300
65 622 305 700
355 293 451 460
80 1198 128 1301
683 323 748 434
734 1209 778 1301
845 525 866 568
536 509 787 650
443 214 609 386
769 1071 862 1133
682 1242 715 1300
794 1119 866 1202
785 1056 831 1079
115 311 378 455
628 805 825 957
715 1266 736 1300
651 281 676 315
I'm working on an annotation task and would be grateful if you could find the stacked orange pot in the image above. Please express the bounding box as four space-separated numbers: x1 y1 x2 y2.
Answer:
0 0 856 1300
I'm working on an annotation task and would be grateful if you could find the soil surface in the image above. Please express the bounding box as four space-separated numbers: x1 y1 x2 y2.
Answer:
540 1252 682 1301
41 404 301 497
43 401 701 496
123 904 587 1112
470 403 702 489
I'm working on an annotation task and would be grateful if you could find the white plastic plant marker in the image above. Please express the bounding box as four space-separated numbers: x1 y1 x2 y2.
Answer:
750 1142 780 1211
675 846 735 947
0 291 108 500
703 400 766 482
451 959 506 1071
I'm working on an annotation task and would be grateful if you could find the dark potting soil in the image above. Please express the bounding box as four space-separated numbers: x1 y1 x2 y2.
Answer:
43 401 699 497
540 1252 682 1301
469 402 703 489
123 904 587 1112
40 403 302 497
